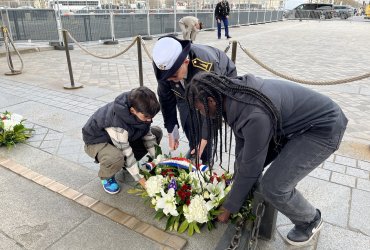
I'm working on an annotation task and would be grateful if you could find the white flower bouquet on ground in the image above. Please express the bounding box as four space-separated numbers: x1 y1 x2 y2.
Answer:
0 111 33 149
129 150 234 236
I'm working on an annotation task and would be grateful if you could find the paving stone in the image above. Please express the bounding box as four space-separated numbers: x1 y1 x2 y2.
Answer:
317 223 370 250
0 144 52 168
49 214 162 250
357 179 370 192
335 155 357 167
330 172 356 188
0 233 23 250
0 168 91 249
358 160 370 171
0 92 27 109
5 101 89 132
297 177 350 227
349 189 370 236
30 156 96 190
346 166 369 179
323 161 346 173
308 167 331 181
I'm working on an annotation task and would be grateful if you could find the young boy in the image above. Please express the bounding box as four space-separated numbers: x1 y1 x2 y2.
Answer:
82 87 162 194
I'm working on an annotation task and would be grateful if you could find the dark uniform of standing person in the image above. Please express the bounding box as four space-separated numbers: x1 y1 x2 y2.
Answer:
152 36 236 163
185 72 348 246
215 0 231 39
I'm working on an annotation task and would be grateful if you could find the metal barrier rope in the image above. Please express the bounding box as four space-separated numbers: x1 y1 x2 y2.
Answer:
65 30 138 59
1 26 24 75
224 41 231 54
238 41 370 85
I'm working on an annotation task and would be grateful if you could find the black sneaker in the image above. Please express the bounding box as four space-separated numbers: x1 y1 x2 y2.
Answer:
226 35 232 39
286 209 323 246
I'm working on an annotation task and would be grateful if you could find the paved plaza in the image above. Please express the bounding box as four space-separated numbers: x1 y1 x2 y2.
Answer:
1 18 370 249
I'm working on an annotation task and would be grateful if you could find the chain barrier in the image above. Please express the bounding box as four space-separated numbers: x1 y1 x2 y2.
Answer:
238 41 370 85
1 26 24 74
65 30 138 59
249 202 265 249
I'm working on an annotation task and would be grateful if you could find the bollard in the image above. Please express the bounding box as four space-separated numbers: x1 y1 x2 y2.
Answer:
231 40 237 64
62 30 83 89
137 36 144 87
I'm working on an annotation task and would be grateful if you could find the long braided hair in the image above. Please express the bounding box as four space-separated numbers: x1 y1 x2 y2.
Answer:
185 72 281 171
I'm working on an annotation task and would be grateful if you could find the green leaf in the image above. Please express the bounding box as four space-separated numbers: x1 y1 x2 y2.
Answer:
193 223 201 234
154 210 165 221
173 216 180 231
188 222 194 236
165 216 176 231
127 188 144 194
178 220 189 234
154 144 162 157
211 209 223 216
207 221 214 231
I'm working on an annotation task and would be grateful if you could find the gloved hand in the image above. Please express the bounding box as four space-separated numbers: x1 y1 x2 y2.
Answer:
169 125 180 150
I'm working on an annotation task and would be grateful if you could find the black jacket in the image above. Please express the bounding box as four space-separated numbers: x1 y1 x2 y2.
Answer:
82 91 150 145
215 1 230 19
155 43 237 135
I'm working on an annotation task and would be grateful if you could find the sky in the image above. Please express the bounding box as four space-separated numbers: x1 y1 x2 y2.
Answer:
285 0 306 10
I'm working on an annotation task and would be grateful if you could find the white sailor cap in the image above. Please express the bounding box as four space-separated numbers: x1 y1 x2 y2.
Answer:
152 36 191 81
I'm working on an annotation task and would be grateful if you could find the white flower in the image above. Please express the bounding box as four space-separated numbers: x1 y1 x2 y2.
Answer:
155 188 179 216
184 195 209 223
2 119 19 131
204 181 227 211
146 175 165 197
189 171 206 194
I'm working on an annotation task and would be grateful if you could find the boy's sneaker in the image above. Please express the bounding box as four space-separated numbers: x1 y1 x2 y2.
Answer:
286 209 323 246
101 176 120 194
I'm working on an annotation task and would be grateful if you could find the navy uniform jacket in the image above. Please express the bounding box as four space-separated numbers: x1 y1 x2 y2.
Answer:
222 74 348 213
154 43 237 136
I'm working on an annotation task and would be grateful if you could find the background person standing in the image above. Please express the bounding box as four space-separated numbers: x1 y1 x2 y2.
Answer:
178 16 203 41
215 0 231 39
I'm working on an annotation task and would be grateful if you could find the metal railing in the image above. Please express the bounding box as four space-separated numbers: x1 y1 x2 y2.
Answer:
1 8 284 42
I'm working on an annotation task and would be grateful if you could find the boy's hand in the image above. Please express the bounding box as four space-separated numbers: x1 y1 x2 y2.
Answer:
138 177 146 189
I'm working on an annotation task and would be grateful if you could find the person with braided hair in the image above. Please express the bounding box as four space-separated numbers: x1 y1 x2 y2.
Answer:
185 72 348 246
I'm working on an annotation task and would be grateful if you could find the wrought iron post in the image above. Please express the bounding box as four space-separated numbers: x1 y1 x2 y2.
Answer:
62 30 83 89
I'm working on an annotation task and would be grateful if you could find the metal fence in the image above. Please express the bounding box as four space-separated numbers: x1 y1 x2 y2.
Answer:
1 8 284 42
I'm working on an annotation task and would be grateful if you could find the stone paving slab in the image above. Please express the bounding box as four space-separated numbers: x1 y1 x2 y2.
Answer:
349 189 370 236
297 176 351 228
48 214 163 250
317 223 370 250
0 167 91 249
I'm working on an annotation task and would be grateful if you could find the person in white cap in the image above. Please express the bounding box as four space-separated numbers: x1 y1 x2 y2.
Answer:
152 35 237 163
178 16 203 41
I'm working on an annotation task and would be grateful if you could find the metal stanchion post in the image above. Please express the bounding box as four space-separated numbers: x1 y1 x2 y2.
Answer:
1 26 22 76
231 40 237 64
137 36 144 87
104 1 119 45
142 0 153 40
62 30 83 89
